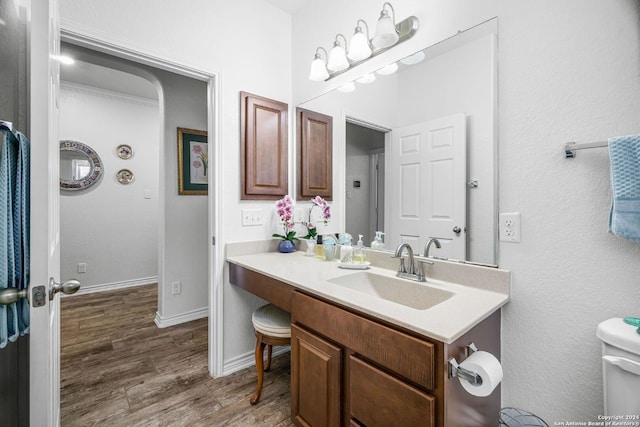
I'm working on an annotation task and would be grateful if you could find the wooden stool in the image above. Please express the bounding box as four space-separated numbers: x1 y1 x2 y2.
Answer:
250 304 291 405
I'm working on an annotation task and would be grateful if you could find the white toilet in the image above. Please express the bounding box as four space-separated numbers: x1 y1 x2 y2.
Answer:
596 318 640 415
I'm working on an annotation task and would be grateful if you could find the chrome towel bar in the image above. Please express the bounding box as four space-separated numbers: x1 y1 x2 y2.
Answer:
564 141 608 158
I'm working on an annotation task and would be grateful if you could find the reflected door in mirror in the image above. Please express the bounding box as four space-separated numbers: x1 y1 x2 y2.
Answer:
387 114 467 260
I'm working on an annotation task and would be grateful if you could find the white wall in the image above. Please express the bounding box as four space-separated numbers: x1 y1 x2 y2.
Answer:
59 0 293 369
59 82 159 291
293 0 640 423
158 70 208 321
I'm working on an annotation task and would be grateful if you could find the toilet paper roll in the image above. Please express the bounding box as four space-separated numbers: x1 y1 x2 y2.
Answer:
457 350 503 397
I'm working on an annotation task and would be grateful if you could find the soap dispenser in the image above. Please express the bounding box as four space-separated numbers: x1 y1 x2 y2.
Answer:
353 234 366 264
339 235 353 263
371 231 385 249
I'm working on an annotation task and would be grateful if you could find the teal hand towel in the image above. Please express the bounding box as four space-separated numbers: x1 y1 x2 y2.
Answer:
608 134 640 242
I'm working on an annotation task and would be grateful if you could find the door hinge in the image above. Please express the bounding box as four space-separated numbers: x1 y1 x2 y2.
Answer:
212 236 216 246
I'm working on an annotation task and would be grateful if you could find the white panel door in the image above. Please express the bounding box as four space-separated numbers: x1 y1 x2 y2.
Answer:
30 0 61 425
387 114 466 259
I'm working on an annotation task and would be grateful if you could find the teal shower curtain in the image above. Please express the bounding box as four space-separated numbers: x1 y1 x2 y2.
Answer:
0 125 30 349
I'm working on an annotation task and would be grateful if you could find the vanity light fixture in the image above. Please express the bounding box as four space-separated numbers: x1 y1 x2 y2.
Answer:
308 47 330 81
307 2 419 81
376 62 398 75
372 2 400 49
400 50 425 65
356 73 376 84
327 34 349 72
347 20 372 61
337 82 356 93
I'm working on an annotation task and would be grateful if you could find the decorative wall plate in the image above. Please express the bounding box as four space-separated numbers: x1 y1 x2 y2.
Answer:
116 169 134 184
116 144 133 159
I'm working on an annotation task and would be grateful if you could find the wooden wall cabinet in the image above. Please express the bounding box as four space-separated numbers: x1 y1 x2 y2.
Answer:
296 108 332 200
240 92 288 200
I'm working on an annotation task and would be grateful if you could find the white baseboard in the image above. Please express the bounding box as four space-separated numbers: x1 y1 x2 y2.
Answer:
222 346 290 376
154 307 208 328
70 277 158 296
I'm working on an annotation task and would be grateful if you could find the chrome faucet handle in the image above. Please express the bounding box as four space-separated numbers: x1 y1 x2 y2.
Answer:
394 257 406 273
415 259 432 282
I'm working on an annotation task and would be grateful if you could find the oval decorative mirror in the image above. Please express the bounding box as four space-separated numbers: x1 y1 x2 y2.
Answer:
60 140 103 191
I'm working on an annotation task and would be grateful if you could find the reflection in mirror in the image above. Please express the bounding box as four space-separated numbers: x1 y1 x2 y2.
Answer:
298 18 498 265
60 140 103 191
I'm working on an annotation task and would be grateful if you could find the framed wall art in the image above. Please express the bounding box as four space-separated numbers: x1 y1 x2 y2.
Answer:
177 127 208 195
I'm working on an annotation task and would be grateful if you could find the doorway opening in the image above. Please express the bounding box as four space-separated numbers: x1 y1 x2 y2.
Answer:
56 34 220 420
345 121 386 247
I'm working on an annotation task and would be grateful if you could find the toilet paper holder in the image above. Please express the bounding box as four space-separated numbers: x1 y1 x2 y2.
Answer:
448 342 482 385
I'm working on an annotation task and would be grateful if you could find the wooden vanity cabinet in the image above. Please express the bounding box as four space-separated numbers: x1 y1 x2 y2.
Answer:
228 263 501 427
291 324 342 427
290 291 501 427
291 291 440 427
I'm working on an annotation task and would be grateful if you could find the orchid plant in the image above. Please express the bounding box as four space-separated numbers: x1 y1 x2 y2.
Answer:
302 196 331 240
272 195 299 242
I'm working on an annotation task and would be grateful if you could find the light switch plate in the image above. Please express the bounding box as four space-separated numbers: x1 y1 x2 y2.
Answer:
241 209 264 226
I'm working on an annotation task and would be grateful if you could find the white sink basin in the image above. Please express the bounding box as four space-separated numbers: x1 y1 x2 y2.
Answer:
328 272 454 310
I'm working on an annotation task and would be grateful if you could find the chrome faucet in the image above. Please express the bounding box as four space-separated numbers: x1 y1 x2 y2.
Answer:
423 238 441 257
393 243 415 275
393 243 427 282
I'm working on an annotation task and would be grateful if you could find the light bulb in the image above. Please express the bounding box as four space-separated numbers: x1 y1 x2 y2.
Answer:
376 62 398 75
308 54 329 81
400 51 425 65
337 82 356 93
356 73 376 84
372 8 399 49
327 42 349 72
348 27 372 61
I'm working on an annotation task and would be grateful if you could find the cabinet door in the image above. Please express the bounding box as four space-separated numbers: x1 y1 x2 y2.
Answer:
349 356 435 427
291 324 341 427
240 91 288 200
297 108 332 200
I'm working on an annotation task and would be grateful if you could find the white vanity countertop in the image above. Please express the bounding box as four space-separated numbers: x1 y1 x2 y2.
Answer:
227 251 510 344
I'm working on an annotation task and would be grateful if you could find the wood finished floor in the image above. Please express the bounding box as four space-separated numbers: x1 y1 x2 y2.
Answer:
60 284 293 427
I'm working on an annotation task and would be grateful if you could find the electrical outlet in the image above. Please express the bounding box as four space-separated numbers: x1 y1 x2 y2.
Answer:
499 212 521 242
171 281 182 295
241 209 264 226
77 263 87 274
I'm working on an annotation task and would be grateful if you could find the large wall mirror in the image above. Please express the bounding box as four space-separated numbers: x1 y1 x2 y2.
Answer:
297 18 498 265
60 140 104 191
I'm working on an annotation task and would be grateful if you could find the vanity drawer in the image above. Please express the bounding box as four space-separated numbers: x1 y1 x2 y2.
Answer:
349 355 435 427
292 291 435 390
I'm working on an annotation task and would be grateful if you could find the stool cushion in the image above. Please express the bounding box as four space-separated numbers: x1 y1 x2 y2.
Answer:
252 304 291 338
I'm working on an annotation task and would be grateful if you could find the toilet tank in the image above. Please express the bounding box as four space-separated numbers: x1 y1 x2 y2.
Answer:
596 318 640 416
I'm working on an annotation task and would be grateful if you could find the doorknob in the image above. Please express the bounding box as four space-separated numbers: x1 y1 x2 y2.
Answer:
452 226 462 235
49 278 81 300
0 288 29 305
